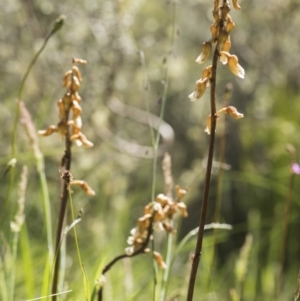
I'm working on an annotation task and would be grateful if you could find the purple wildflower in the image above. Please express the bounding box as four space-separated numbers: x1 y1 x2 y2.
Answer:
291 163 300 175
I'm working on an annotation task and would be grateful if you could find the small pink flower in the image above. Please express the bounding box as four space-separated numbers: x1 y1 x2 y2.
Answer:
292 163 300 175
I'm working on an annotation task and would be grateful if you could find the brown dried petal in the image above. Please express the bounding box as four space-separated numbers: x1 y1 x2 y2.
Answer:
220 51 245 78
177 202 188 218
232 0 241 10
57 99 65 120
72 92 82 102
189 78 208 102
156 194 169 206
72 100 82 119
175 185 187 201
226 15 235 33
72 66 82 82
217 30 229 50
202 65 212 80
71 180 95 196
63 70 72 87
71 131 93 148
73 58 87 64
210 23 219 40
226 106 244 119
153 251 167 269
220 39 231 64
195 42 212 64
38 125 57 136
71 76 80 92
57 121 68 136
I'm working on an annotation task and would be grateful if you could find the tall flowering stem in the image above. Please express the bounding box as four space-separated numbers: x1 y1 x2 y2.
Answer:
38 58 94 300
186 45 219 301
186 1 244 300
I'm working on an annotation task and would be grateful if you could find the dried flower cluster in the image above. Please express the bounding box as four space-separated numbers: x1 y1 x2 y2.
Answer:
189 0 245 134
125 185 188 268
39 58 93 147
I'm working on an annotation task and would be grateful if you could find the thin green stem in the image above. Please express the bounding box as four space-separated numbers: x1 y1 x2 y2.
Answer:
69 194 90 300
19 101 54 288
139 50 155 144
96 218 154 301
159 222 174 301
150 3 176 301
9 233 19 301
186 46 219 301
12 15 65 158
151 0 176 203
277 171 295 298
1 14 64 259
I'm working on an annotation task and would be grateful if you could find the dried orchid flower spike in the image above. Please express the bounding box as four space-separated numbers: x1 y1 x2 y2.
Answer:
38 58 94 147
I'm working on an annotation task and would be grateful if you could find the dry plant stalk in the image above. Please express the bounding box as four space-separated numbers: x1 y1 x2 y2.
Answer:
97 154 188 301
186 1 244 300
39 58 94 300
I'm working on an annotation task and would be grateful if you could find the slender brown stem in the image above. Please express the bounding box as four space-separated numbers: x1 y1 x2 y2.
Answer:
51 136 72 301
97 218 154 301
186 46 219 301
207 84 232 288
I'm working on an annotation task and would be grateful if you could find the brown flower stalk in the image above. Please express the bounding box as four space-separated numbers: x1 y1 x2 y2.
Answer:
96 157 188 301
186 1 244 300
39 58 93 300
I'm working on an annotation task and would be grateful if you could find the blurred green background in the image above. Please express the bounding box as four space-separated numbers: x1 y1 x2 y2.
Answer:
0 0 300 300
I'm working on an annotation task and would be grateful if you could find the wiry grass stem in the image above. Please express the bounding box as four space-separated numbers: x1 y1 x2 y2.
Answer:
186 46 219 301
150 3 176 300
277 162 295 298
